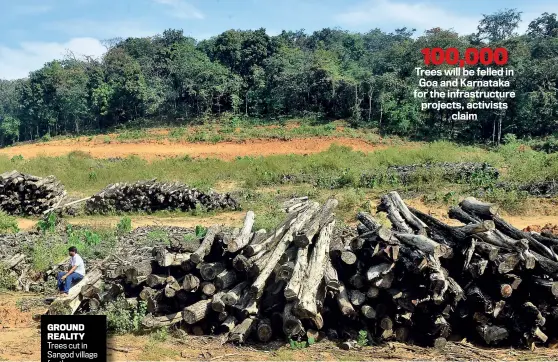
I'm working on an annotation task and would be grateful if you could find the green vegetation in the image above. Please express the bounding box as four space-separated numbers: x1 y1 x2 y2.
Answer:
0 265 17 291
357 330 369 347
1 10 557 146
105 299 148 335
0 211 19 233
116 216 132 234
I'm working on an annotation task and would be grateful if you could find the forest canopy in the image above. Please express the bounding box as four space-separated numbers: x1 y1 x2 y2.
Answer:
1 9 557 146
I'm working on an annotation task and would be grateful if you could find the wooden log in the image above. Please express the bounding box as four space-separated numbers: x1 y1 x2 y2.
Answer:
146 274 167 288
395 234 450 258
219 316 237 334
448 206 481 223
48 269 103 315
228 211 255 252
366 263 394 281
125 261 152 286
357 211 382 232
142 312 182 328
294 199 338 247
190 224 221 264
296 220 335 317
378 194 412 233
256 318 273 342
232 254 250 272
201 282 216 296
223 281 248 306
3 254 25 269
276 261 295 282
211 292 227 313
460 197 498 217
251 202 320 298
283 303 304 337
336 283 357 318
164 276 181 298
139 287 156 301
285 246 309 301
244 211 301 256
229 317 256 343
367 286 380 299
340 250 357 265
477 325 509 345
388 191 427 231
154 248 190 267
532 277 558 297
494 253 520 274
361 305 377 319
182 274 200 292
214 269 237 290
475 241 500 261
348 290 366 306
200 262 226 281
182 299 211 324
324 257 340 292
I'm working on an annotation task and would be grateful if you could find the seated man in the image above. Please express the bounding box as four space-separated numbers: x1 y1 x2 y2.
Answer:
57 246 86 296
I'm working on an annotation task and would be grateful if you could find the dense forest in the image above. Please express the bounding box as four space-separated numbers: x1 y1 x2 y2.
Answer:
0 9 557 146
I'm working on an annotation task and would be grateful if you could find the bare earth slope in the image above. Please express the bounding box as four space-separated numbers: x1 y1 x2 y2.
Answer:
0 137 385 161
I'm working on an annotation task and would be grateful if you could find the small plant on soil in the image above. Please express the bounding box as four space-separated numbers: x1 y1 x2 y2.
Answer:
116 216 132 234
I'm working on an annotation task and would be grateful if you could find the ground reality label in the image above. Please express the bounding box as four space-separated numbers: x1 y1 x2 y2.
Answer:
41 315 106 362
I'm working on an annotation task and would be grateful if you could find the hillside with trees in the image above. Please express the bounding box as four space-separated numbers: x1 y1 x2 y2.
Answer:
1 9 557 147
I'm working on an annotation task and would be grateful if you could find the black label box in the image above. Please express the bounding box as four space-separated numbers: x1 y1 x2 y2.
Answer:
41 315 106 362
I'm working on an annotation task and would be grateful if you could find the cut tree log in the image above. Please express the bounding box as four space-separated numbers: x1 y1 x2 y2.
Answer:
284 246 309 301
460 197 499 218
182 299 212 324
227 211 255 253
142 312 182 328
229 317 256 343
294 199 338 247
190 224 221 264
295 220 335 317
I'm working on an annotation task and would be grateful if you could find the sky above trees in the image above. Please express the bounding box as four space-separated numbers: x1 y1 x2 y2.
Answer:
2 0 558 79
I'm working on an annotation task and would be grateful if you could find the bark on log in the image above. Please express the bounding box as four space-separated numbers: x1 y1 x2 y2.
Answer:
146 274 167 288
283 303 304 337
182 274 200 292
294 199 338 247
460 197 498 218
284 246 309 301
395 234 450 258
324 257 340 292
142 313 182 328
223 281 248 306
214 269 237 290
190 224 221 264
388 191 427 231
336 283 357 318
227 211 255 253
229 317 256 343
296 220 335 317
256 318 273 342
378 194 413 233
200 262 226 281
182 299 212 324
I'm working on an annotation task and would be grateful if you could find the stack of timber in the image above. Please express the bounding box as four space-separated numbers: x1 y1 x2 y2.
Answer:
29 193 558 349
85 179 239 214
0 170 66 216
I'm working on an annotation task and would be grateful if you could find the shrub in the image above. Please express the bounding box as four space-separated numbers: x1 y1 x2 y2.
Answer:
116 216 132 234
0 211 19 234
106 299 148 335
0 265 17 290
37 212 57 233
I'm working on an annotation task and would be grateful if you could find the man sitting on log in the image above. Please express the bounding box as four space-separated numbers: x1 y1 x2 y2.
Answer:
57 246 86 296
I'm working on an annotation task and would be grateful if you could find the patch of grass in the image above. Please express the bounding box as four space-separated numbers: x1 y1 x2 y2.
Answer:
146 230 170 246
150 327 169 342
0 211 19 233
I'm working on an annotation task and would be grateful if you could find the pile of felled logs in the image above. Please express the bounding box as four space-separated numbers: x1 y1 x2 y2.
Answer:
43 193 558 350
0 170 66 216
84 179 239 214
